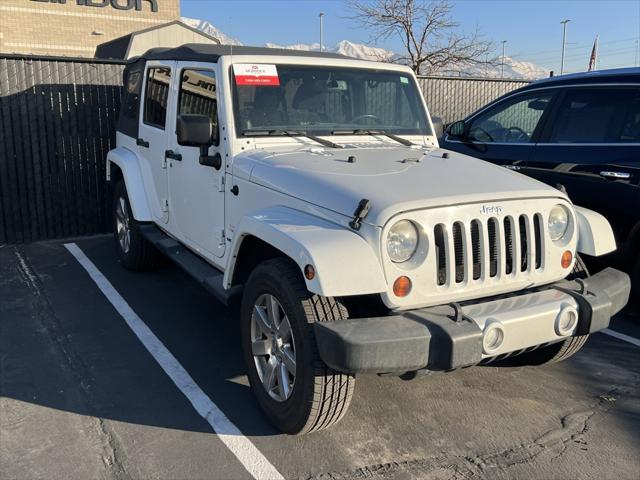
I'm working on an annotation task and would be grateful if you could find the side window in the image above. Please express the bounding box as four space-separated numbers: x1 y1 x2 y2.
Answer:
469 92 553 143
620 92 640 142
143 67 171 129
549 88 640 143
177 69 218 145
117 58 144 138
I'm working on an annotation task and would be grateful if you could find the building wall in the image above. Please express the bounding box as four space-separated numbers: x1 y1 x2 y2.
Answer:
0 0 180 57
127 23 219 58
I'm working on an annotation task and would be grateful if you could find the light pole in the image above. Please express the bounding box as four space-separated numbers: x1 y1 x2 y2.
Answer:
501 40 507 78
319 12 325 52
560 19 570 75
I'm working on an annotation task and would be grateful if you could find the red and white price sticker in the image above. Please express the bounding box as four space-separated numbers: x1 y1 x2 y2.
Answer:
233 64 280 86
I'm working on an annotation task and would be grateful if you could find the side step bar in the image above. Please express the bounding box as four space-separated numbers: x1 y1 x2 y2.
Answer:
140 225 242 306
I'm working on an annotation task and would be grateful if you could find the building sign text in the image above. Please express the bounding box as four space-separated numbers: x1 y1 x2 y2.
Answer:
31 0 159 13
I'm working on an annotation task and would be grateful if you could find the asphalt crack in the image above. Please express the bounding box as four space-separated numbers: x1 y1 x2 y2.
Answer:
304 389 625 480
12 246 130 480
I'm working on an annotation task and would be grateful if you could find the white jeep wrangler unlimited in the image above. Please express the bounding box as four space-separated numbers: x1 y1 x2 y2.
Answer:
107 44 631 434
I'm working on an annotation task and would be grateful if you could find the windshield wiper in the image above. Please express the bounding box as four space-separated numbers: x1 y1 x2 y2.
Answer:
333 129 414 147
242 129 343 149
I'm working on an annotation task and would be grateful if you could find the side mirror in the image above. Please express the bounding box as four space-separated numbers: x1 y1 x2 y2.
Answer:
431 116 444 139
528 99 548 111
177 114 212 146
176 114 222 170
446 120 467 138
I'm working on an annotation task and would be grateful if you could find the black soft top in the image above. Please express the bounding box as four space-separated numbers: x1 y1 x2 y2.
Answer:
117 44 355 138
134 43 350 63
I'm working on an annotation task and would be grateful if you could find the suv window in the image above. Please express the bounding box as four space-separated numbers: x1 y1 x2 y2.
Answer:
143 67 171 129
178 69 219 145
549 87 640 143
468 92 553 143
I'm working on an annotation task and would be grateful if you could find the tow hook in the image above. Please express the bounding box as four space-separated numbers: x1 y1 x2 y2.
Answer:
349 198 371 231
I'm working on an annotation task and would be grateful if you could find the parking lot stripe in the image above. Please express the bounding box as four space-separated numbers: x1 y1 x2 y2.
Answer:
64 243 285 480
602 328 640 347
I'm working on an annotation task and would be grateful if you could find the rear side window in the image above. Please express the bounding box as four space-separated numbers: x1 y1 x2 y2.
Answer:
178 69 219 145
143 67 171 129
117 59 145 138
549 87 640 143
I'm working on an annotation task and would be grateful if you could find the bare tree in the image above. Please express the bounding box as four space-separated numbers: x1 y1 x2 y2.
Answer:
347 0 498 75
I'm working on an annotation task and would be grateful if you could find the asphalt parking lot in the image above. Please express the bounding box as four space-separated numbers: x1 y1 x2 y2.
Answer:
1 236 639 480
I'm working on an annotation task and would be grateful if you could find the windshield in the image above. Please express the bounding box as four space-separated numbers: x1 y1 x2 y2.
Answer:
232 64 431 137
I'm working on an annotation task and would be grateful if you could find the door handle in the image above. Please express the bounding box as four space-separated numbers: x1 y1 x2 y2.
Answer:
165 150 182 161
136 138 149 148
599 171 631 180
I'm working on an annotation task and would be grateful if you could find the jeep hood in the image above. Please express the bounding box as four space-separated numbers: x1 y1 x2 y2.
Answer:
234 146 566 226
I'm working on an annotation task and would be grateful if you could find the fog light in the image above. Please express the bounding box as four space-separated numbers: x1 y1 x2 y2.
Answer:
483 320 505 354
393 276 412 297
555 304 578 336
561 250 573 269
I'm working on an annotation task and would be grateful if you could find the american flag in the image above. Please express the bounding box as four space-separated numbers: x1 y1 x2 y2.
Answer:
588 35 599 71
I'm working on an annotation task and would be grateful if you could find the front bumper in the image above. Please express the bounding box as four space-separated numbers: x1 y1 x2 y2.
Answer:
314 268 631 374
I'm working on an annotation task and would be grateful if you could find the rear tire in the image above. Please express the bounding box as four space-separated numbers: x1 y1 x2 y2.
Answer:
112 180 157 271
240 258 355 434
514 255 590 365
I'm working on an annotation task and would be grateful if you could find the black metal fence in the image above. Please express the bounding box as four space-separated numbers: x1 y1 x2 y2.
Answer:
0 54 529 244
0 55 124 244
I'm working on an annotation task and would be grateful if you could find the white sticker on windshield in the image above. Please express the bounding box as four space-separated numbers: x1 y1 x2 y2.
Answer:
233 64 280 86
400 77 409 84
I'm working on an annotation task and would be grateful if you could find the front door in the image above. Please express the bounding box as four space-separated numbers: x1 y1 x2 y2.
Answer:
137 61 175 224
167 64 226 259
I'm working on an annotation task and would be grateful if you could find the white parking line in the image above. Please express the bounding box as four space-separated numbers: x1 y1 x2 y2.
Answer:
64 243 284 480
601 328 640 347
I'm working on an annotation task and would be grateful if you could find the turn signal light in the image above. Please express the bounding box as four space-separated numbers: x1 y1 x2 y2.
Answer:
561 251 573 269
393 276 412 297
304 264 316 280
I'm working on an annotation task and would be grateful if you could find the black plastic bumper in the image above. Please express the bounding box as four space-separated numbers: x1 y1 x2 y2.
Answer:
313 268 631 374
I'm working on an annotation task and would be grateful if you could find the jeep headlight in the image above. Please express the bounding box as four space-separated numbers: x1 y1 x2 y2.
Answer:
387 220 419 263
548 205 570 241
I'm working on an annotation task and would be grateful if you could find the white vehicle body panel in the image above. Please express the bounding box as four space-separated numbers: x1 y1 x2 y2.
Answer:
237 146 564 226
225 206 387 296
574 206 617 256
137 60 175 224
106 142 152 221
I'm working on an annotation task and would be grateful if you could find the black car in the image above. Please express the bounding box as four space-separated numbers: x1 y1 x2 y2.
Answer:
439 68 640 301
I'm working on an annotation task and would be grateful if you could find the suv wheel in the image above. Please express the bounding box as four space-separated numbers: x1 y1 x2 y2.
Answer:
112 180 156 271
241 258 355 434
514 254 590 365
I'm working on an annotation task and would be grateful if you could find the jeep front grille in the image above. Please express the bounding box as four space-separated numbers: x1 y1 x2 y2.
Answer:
434 214 544 286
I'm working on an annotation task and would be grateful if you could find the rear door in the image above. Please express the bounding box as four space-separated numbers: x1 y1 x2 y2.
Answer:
137 61 176 224
442 89 557 166
523 86 640 247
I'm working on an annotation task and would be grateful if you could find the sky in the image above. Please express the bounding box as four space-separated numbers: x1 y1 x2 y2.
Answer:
180 0 640 74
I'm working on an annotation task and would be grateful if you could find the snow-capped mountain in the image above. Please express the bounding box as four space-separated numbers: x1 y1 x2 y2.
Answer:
440 57 549 80
183 18 548 80
181 17 242 46
264 40 395 62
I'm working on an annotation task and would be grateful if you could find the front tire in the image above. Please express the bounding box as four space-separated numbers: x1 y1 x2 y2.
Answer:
241 258 355 434
514 254 590 365
112 180 156 271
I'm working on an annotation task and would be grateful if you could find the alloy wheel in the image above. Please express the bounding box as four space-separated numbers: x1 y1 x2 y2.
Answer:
250 293 297 402
115 196 131 254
